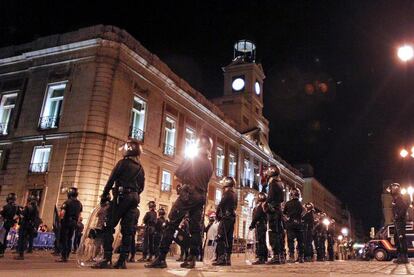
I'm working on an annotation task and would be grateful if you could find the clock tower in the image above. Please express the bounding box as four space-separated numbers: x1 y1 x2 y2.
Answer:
212 40 270 145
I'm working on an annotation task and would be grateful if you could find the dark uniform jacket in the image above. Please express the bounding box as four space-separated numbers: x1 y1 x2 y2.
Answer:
61 198 83 226
266 177 284 209
103 157 145 195
250 204 267 230
302 210 314 230
216 188 238 219
143 210 157 232
155 217 167 234
392 195 409 222
1 203 18 228
175 155 213 196
283 199 304 227
19 203 39 230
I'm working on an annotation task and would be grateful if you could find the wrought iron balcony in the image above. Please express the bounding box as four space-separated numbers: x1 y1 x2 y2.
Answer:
216 168 224 178
0 121 9 135
163 143 175 157
29 162 49 173
130 126 145 142
39 116 59 130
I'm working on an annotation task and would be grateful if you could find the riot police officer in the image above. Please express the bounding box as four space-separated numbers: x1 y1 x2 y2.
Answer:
249 192 268 264
213 177 238 266
302 202 315 262
314 212 327 261
284 188 305 263
146 134 213 269
153 207 167 258
15 195 39 260
93 138 145 269
0 193 18 258
56 187 83 262
138 201 157 262
263 165 285 264
327 219 335 261
389 183 409 264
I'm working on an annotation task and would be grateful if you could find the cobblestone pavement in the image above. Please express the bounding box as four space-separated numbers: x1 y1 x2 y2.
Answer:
1 251 414 276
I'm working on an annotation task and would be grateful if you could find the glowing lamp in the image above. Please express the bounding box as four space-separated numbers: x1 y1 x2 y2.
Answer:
322 218 330 226
397 45 414 62
400 149 409 158
401 188 407 195
338 235 343 241
341 227 349 237
184 142 199 159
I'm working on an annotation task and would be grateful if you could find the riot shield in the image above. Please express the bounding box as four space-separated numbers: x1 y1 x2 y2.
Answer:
203 221 219 266
0 218 5 248
244 230 256 265
77 205 120 267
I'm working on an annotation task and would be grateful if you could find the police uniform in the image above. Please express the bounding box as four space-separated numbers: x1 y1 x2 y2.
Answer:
146 135 213 269
314 217 327 261
265 175 285 264
15 198 39 260
153 210 167 258
95 153 145 269
176 217 190 261
249 200 268 264
213 183 238 266
140 207 157 261
0 195 18 257
326 222 335 261
128 208 140 262
284 196 304 263
59 193 83 262
302 207 314 261
393 193 409 263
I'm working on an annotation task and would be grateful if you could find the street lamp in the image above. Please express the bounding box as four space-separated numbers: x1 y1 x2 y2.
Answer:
397 44 414 62
400 148 409 158
341 227 349 237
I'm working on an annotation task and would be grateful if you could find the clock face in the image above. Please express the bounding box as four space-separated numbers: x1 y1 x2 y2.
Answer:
255 81 261 95
232 78 245 91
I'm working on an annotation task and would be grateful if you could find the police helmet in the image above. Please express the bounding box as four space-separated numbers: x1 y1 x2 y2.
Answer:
158 208 166 216
258 192 267 202
387 183 401 196
197 134 213 156
266 165 281 178
6 193 17 203
121 138 142 157
305 202 314 211
290 188 301 199
67 187 79 198
221 176 236 188
148 201 156 209
28 194 39 204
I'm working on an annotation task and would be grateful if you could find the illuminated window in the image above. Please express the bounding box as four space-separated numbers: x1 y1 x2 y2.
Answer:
184 127 196 157
215 189 222 205
130 97 146 141
228 153 236 177
216 147 224 177
29 146 52 173
39 83 66 129
163 116 176 156
0 93 17 135
161 170 171 192
243 159 251 187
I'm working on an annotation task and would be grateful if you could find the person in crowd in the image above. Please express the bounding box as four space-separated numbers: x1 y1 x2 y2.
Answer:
15 195 39 260
0 193 18 258
249 192 268 265
284 188 304 263
138 201 157 262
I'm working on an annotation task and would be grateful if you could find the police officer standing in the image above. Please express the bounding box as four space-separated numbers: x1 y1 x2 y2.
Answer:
389 183 409 264
153 207 167 258
284 188 305 263
249 192 268 265
0 193 18 258
138 201 157 262
302 202 315 262
146 134 213 269
213 177 238 266
314 212 327 261
15 195 39 260
326 219 335 261
262 165 285 264
128 207 140 262
56 187 83 263
93 139 145 269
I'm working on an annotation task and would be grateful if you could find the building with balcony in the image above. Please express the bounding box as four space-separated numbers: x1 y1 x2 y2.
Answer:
0 25 303 238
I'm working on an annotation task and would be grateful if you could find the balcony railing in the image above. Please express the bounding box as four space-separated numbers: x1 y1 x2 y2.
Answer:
130 126 145 142
39 116 59 130
161 182 171 192
0 121 9 135
163 143 175 157
29 163 49 173
216 168 224 178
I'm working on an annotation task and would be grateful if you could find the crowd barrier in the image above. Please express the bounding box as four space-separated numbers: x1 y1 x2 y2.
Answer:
6 230 55 249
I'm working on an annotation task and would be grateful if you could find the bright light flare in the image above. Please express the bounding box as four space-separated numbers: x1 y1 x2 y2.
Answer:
322 218 330 226
338 235 343 241
400 149 409 158
401 188 407 195
397 45 414 62
184 142 199 159
341 227 349 237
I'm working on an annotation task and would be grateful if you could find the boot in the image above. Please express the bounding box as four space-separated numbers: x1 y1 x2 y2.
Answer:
146 255 153 262
252 257 266 265
14 253 24 260
298 256 304 263
128 254 136 263
266 255 281 265
180 255 196 269
287 254 295 263
92 252 113 269
212 254 227 266
145 256 167 268
137 255 147 262
226 254 231 266
55 257 68 263
113 254 127 269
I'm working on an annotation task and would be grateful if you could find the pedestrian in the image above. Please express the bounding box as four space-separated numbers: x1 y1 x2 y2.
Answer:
56 187 83 262
15 195 39 260
138 201 157 262
145 134 213 269
213 176 238 266
92 138 145 269
128 207 139 262
249 192 268 264
153 207 167 259
284 188 304 263
302 202 315 262
0 193 18 258
388 183 410 264
262 165 286 264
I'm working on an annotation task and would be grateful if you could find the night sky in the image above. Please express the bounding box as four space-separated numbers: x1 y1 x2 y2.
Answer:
2 0 414 236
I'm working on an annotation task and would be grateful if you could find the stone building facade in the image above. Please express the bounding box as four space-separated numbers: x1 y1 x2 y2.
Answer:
0 25 303 238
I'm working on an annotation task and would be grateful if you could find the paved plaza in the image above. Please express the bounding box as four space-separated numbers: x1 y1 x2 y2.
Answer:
1 251 414 277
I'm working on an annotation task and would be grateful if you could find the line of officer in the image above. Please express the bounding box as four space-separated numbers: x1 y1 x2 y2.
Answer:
388 183 410 264
249 191 268 265
283 188 305 263
0 193 18 258
262 165 286 264
15 195 39 260
153 207 167 259
146 134 213 269
138 201 157 262
213 176 238 266
302 202 315 262
56 187 83 263
93 138 145 269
